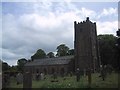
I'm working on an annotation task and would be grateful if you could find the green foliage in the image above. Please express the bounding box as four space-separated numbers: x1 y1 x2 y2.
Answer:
68 49 74 55
2 61 10 72
17 58 27 72
98 34 117 51
47 52 54 58
8 72 118 88
10 65 18 72
56 44 69 56
98 34 118 68
31 49 46 59
116 29 120 70
6 76 23 88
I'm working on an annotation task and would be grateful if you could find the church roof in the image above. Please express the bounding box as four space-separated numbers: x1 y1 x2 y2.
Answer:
25 55 74 66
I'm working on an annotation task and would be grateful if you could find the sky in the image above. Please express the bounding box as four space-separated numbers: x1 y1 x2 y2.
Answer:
1 1 118 65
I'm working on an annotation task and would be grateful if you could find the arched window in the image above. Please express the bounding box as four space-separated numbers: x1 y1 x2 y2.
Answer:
43 68 47 75
60 68 65 76
51 68 55 74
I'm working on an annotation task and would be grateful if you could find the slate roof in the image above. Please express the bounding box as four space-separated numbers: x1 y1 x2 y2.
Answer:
25 55 74 66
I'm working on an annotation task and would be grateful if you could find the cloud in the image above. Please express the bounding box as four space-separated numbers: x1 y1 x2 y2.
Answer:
79 7 97 19
102 8 117 15
97 21 118 35
1 0 119 2
2 2 117 65
98 7 117 19
2 12 76 65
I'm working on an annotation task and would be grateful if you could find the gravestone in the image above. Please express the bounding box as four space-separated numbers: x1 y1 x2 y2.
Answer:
40 72 44 80
2 73 10 88
23 72 32 88
69 71 73 77
53 72 57 79
84 69 86 77
101 66 106 81
36 72 40 81
76 68 80 82
16 72 23 85
87 68 92 88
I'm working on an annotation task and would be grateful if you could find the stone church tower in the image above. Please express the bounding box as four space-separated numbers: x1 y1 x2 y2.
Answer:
74 17 100 72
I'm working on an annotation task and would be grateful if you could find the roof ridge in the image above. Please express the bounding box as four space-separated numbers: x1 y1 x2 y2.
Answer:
34 55 74 61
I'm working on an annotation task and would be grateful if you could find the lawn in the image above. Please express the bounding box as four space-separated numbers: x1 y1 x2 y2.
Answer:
7 72 118 88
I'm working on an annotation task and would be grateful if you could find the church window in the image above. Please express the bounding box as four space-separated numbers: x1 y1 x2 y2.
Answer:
44 68 47 75
51 68 55 74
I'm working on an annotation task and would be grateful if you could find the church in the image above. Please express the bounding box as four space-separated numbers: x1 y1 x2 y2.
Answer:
25 17 100 75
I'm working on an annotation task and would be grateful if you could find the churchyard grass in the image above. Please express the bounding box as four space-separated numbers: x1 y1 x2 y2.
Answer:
7 72 118 88
6 76 23 88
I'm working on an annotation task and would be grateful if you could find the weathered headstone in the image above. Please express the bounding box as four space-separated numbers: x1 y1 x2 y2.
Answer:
101 66 106 81
23 72 32 88
84 69 86 77
40 72 44 80
106 64 113 75
32 74 34 80
87 68 92 88
2 73 10 88
53 72 57 79
36 72 40 81
76 68 80 82
16 72 23 85
51 72 59 82
69 71 73 77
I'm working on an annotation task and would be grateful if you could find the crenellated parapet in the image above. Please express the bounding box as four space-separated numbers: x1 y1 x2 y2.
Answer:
74 17 100 73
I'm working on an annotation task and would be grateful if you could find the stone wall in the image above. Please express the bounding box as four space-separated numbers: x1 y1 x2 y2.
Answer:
24 64 70 76
74 17 100 72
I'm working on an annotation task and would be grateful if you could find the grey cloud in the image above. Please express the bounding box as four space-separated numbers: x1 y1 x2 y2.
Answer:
2 13 74 65
2 2 117 65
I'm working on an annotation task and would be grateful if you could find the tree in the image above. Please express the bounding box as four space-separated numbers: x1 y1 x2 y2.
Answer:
2 61 10 72
56 44 69 57
17 58 27 72
116 29 120 70
31 49 46 60
47 52 54 58
98 34 118 68
68 49 74 55
10 65 18 72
